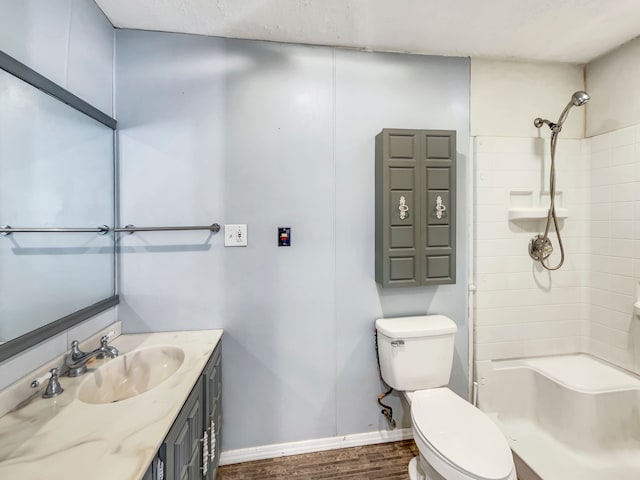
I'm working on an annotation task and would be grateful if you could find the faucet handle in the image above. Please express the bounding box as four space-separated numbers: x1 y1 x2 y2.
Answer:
101 330 115 344
31 370 52 388
97 331 118 359
42 368 64 399
70 340 85 360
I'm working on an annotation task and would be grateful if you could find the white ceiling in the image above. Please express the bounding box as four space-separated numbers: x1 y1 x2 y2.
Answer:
95 0 640 63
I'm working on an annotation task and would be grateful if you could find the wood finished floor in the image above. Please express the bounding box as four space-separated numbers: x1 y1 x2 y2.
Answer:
217 440 419 479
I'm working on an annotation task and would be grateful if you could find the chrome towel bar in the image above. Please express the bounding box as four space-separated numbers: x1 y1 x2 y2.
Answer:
114 224 221 234
0 223 220 236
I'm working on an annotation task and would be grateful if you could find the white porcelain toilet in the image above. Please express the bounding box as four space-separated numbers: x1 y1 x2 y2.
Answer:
376 315 516 480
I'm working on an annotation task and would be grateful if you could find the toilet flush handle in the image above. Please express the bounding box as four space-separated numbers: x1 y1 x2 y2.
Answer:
390 340 405 347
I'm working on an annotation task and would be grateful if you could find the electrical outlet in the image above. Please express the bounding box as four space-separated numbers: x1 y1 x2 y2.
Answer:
224 224 247 247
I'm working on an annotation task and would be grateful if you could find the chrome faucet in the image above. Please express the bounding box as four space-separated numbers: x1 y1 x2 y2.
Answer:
65 335 119 377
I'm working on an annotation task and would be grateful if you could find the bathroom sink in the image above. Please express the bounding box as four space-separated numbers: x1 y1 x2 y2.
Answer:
78 346 185 404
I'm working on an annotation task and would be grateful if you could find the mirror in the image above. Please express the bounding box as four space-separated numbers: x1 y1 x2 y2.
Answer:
0 51 118 360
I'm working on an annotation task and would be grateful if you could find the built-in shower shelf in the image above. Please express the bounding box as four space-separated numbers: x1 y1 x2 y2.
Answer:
508 207 568 221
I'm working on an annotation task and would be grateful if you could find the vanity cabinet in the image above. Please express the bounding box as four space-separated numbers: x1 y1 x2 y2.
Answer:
375 128 457 287
203 343 222 478
165 375 205 479
155 343 222 480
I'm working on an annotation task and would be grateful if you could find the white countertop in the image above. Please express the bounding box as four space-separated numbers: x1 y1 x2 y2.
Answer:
0 329 223 480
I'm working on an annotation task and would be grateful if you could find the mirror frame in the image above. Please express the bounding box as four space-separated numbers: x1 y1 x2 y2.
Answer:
0 50 119 363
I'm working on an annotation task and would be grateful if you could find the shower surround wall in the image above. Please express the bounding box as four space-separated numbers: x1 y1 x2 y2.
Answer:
115 30 470 452
585 128 640 371
473 137 590 360
471 60 590 362
584 36 640 373
473 53 640 377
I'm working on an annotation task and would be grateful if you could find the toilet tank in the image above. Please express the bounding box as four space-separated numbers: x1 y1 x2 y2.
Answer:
376 315 457 391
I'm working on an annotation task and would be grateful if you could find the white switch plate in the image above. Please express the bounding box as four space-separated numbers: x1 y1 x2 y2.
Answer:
224 224 248 247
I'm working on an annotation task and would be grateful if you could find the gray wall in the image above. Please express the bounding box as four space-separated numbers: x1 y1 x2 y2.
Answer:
115 30 470 450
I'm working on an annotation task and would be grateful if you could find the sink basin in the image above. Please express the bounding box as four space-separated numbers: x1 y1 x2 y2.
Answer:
78 346 185 404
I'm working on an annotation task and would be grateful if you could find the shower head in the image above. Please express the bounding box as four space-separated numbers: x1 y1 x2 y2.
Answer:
571 91 590 107
534 90 590 132
557 90 590 128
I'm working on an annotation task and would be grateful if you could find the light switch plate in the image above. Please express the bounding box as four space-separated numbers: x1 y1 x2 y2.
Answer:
224 224 247 247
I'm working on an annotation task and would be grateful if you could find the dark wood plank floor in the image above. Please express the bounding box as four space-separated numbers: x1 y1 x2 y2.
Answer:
217 440 419 479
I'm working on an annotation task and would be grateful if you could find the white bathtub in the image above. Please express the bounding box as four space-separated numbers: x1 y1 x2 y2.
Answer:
476 354 640 480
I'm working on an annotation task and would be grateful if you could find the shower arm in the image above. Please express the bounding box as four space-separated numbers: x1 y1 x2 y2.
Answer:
534 99 575 134
534 117 560 133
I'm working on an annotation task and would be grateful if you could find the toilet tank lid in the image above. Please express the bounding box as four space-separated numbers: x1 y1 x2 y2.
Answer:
375 315 457 338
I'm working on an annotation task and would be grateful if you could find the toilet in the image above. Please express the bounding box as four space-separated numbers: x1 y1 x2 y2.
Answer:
376 315 516 480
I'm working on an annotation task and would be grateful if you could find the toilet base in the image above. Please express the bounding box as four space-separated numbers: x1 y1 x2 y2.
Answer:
408 457 424 480
408 455 445 480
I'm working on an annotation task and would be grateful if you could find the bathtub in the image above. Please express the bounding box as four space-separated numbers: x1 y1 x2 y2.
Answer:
476 354 640 480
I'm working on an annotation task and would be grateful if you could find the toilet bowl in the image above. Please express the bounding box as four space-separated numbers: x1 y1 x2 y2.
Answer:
375 315 516 480
406 389 516 480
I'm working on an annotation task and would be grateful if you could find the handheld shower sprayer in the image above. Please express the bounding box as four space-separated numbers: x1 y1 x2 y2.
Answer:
534 91 590 133
529 91 589 271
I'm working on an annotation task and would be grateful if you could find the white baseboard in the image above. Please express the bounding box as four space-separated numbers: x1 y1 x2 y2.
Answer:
219 428 414 466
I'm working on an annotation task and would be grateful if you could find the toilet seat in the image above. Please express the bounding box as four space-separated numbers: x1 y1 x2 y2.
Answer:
411 388 515 480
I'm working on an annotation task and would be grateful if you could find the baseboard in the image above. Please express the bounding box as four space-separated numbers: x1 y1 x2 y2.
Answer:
219 428 414 466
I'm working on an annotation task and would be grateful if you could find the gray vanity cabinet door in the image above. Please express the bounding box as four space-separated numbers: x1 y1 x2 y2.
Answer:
376 129 456 287
165 376 205 480
203 344 222 480
141 465 153 480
